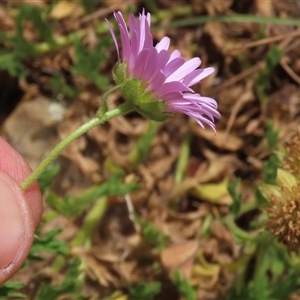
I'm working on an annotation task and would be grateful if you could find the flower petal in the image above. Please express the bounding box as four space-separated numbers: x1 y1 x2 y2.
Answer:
166 57 201 82
132 49 150 79
105 18 119 60
182 67 215 87
155 36 170 52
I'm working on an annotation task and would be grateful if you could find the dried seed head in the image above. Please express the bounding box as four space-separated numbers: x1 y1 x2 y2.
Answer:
264 183 300 251
282 130 300 176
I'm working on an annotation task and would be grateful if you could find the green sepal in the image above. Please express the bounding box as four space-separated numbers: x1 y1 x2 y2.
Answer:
121 78 141 106
113 62 128 86
138 100 172 122
97 98 108 117
113 62 173 122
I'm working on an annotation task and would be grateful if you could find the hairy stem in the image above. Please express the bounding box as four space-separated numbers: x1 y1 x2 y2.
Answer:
21 102 134 190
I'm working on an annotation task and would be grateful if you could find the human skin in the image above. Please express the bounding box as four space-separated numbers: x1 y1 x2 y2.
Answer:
0 137 43 285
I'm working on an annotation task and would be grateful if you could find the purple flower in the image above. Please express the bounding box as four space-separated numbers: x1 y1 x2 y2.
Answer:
106 10 220 132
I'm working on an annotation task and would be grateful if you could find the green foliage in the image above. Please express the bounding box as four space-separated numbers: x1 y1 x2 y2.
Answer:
50 72 79 98
0 4 54 77
144 1 159 13
266 120 279 149
228 179 242 216
174 132 191 186
28 228 68 260
46 173 139 218
134 213 169 251
0 228 69 299
0 49 26 77
80 0 101 13
172 270 196 300
16 4 54 45
227 236 300 300
129 121 159 168
0 281 26 299
35 258 83 300
255 46 283 103
200 214 213 237
254 187 268 207
71 196 107 247
71 37 111 90
38 164 60 194
265 47 282 71
263 153 279 185
127 281 161 300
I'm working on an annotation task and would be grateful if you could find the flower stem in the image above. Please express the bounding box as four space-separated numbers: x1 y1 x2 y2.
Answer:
224 215 256 241
21 102 134 190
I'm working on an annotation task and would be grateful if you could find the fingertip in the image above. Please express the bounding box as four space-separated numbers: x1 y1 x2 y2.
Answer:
0 137 43 229
0 171 35 285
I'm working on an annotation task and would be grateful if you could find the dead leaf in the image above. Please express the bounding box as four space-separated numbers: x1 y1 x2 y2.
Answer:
50 1 83 19
161 240 198 278
191 122 243 151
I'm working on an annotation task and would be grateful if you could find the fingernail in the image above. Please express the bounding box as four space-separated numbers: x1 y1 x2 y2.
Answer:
0 174 25 269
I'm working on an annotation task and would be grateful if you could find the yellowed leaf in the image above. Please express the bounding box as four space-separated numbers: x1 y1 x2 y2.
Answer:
50 1 83 19
189 178 232 205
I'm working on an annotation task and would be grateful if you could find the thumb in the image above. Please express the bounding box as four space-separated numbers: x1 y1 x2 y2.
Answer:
0 170 35 285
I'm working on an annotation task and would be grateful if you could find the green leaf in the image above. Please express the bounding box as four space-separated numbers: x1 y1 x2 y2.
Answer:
80 0 100 13
46 174 139 218
16 4 55 45
129 121 159 168
255 46 282 104
134 213 169 251
265 47 282 70
50 72 78 97
270 270 299 299
38 164 60 194
255 187 268 207
0 3 56 77
0 50 25 77
127 281 161 300
35 258 83 300
266 120 279 149
172 270 196 300
228 179 242 216
263 153 279 185
29 228 68 259
71 37 111 90
0 281 26 299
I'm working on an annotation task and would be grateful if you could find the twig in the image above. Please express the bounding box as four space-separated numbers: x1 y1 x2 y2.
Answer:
80 3 126 24
214 62 264 93
215 30 300 93
243 29 300 49
280 58 300 85
124 194 135 222
223 87 253 143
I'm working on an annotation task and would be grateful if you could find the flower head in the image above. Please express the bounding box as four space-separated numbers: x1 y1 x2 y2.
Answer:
260 169 300 251
282 130 300 176
106 10 220 131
